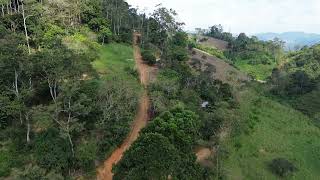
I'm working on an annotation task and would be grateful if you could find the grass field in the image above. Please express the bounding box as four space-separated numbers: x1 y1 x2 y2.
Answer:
93 43 135 77
220 85 320 179
92 42 142 95
234 60 275 81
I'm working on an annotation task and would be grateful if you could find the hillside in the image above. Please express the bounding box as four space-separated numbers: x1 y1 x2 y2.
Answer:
189 48 250 85
256 32 320 50
1 1 320 180
221 85 320 179
196 35 229 51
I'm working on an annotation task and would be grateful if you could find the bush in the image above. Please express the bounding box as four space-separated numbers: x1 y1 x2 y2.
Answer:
141 50 156 65
269 158 297 177
34 128 73 172
75 139 98 171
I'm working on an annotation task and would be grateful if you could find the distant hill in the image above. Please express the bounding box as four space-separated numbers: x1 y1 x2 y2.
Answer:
255 32 320 50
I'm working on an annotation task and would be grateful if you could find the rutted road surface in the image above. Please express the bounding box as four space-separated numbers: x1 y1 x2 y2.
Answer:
97 33 152 180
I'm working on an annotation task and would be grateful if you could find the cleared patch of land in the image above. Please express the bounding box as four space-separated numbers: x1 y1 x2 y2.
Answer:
234 59 276 81
93 43 135 78
197 35 229 51
189 48 250 86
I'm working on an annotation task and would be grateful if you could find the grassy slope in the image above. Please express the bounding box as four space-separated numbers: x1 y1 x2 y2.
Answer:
93 43 134 77
221 85 320 179
234 60 275 81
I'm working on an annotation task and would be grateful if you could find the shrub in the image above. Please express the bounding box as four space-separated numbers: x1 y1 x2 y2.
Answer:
141 50 156 65
34 128 73 172
75 139 98 171
124 66 139 79
269 158 297 177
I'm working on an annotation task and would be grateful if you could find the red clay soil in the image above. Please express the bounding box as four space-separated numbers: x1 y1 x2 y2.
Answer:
97 33 152 180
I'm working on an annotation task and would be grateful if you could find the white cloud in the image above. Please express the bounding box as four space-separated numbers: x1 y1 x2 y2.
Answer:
126 0 320 34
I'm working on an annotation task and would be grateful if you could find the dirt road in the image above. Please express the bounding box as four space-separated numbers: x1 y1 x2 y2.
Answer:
97 33 152 180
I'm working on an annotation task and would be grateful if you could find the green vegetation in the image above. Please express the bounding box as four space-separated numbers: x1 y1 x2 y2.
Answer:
141 49 157 65
114 106 203 179
1 0 320 179
0 0 145 178
196 44 226 59
270 44 320 125
269 158 298 177
114 24 235 179
93 43 139 81
220 86 320 179
199 25 285 80
235 59 275 80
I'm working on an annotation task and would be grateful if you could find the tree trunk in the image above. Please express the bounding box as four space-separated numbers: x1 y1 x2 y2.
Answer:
67 99 75 156
9 0 12 15
26 114 30 143
17 0 20 12
1 5 4 17
14 69 19 98
21 2 31 54
13 0 17 13
48 80 57 103
6 2 9 14
67 133 75 156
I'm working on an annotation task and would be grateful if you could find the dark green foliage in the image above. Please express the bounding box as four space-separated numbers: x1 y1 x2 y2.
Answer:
141 50 156 65
143 106 200 149
75 139 98 171
114 106 203 179
169 46 189 61
269 158 297 177
293 89 320 124
172 31 188 47
200 113 224 140
113 133 180 180
270 45 320 124
88 18 109 32
34 129 73 172
286 71 315 95
206 24 234 43
12 165 63 180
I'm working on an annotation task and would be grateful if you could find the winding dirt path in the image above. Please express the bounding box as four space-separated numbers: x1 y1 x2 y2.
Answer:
97 33 151 180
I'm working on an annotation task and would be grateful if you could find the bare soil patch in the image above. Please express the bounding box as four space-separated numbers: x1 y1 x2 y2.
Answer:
190 48 250 86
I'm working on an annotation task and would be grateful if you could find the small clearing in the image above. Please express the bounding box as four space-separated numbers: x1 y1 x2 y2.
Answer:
197 35 229 51
190 48 250 86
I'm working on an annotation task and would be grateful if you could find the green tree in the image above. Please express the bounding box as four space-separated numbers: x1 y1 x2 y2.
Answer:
113 133 180 180
34 128 73 172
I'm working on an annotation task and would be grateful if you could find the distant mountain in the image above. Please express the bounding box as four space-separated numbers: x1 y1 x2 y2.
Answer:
255 32 320 50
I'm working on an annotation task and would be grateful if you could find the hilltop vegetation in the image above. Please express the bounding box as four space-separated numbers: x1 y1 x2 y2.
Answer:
194 25 285 80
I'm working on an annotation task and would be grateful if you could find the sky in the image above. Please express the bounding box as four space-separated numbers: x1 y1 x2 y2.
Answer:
126 0 320 35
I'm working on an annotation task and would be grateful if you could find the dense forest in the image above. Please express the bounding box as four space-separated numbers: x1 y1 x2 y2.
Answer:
1 0 320 180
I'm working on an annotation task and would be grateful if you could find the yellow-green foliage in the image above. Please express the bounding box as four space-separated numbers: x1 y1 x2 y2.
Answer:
63 28 100 53
196 44 226 59
235 59 275 80
286 45 320 79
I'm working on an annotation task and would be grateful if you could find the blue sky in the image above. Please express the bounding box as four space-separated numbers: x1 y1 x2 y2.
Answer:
126 0 320 35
